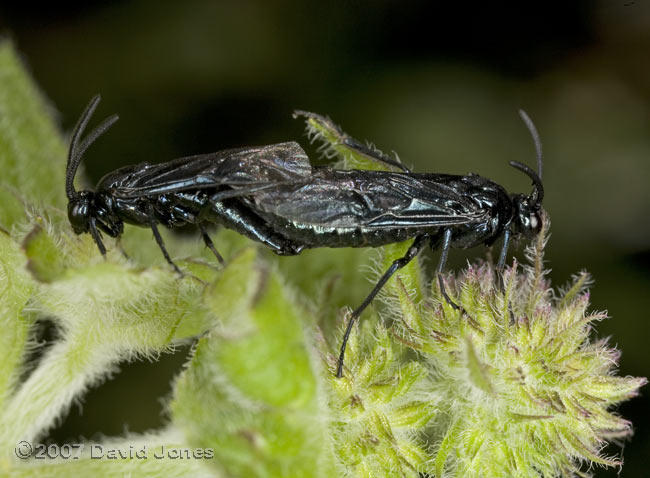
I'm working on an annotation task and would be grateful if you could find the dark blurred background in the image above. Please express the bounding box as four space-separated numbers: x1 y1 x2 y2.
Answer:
1 1 648 475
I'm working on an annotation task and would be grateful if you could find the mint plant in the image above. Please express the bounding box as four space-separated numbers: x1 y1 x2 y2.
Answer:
0 41 644 478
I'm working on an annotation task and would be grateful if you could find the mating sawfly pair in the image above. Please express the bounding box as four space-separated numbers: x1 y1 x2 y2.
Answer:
66 96 544 377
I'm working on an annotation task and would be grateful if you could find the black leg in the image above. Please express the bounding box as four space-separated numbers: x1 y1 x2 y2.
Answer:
435 229 452 275
436 228 459 310
115 237 130 260
146 204 182 275
89 217 107 257
199 223 225 265
201 199 302 256
495 228 512 292
496 228 511 271
336 235 427 378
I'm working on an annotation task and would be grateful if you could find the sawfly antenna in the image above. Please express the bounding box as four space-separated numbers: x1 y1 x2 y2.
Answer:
66 95 119 200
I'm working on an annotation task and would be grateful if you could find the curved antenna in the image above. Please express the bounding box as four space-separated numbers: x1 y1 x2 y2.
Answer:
67 95 101 200
509 160 544 207
518 109 543 180
66 95 119 200
74 114 119 173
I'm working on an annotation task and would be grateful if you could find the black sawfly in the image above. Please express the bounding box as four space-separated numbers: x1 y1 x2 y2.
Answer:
66 95 544 378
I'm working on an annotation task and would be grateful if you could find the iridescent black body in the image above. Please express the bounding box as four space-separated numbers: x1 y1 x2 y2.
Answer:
66 97 544 377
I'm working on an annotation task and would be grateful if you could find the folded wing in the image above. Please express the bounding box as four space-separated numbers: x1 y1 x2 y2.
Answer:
247 170 487 229
113 142 311 198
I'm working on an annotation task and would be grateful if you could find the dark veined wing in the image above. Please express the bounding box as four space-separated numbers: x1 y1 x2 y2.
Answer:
111 142 311 198
246 169 489 229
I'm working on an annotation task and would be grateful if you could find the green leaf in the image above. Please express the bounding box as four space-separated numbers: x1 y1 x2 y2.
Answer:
172 250 335 478
0 229 35 410
0 40 68 230
22 223 67 282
